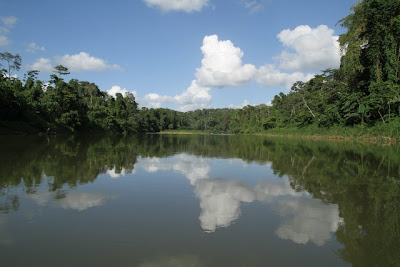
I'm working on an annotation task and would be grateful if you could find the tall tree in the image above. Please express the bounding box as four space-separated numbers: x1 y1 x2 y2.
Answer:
0 52 21 77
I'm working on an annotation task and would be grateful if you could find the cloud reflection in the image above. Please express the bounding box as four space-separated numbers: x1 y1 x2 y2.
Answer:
195 179 255 232
29 190 116 211
137 154 343 243
276 198 343 246
106 167 134 179
138 154 210 184
255 178 303 203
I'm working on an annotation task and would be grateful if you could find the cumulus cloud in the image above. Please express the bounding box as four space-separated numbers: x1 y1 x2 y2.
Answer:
256 64 314 90
276 198 343 246
140 80 211 111
107 85 137 98
228 100 251 109
140 26 338 110
28 52 122 72
277 25 341 72
29 57 53 72
140 34 255 111
173 80 211 111
143 0 209 13
56 52 122 72
0 16 17 46
140 93 174 109
196 35 257 87
26 42 45 53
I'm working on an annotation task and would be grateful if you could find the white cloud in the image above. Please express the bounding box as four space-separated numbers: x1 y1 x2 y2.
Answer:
277 25 341 72
56 52 122 72
26 42 45 53
244 1 264 14
229 100 251 109
144 0 209 12
140 80 211 111
140 93 174 109
0 16 17 47
196 35 257 87
256 64 314 90
29 57 53 72
28 52 122 72
173 80 211 111
139 26 338 110
276 198 343 246
107 85 137 98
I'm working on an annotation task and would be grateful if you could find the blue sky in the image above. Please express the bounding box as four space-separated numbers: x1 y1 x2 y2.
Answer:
1 0 357 111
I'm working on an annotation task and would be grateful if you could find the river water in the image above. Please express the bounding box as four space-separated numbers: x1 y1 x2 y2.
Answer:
0 135 399 266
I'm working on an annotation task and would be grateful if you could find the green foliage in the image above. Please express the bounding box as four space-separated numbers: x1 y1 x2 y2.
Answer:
0 53 141 134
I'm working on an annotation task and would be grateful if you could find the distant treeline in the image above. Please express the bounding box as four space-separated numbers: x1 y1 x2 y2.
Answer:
1 0 399 135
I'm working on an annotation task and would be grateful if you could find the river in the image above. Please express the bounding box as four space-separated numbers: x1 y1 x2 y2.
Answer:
0 134 399 266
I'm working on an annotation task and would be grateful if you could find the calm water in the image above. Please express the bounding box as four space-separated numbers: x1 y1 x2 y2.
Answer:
1 135 399 266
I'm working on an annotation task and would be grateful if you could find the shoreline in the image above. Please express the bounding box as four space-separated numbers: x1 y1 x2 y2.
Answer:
155 130 399 143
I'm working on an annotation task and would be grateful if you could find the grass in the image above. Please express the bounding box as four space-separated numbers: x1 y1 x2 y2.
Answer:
157 120 400 142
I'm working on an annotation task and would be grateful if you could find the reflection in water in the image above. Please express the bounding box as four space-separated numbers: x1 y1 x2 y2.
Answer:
0 135 399 266
276 198 343 246
137 155 256 232
255 178 303 203
196 179 255 232
106 167 133 179
140 254 204 267
30 190 116 211
0 216 13 246
138 154 342 240
138 154 210 184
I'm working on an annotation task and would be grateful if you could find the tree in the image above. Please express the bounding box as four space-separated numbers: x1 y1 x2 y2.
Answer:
0 52 21 77
50 65 70 83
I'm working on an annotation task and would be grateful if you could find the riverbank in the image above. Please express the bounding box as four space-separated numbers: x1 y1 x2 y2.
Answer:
158 122 400 143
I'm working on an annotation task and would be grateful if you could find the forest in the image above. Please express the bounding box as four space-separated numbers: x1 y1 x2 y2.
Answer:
0 0 399 137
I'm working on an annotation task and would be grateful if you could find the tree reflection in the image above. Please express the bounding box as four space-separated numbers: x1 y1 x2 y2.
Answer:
0 134 399 265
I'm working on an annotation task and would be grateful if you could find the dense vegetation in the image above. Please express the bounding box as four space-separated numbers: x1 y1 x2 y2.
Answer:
0 0 399 137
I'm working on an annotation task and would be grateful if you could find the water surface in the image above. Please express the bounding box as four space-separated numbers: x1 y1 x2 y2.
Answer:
1 135 399 266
